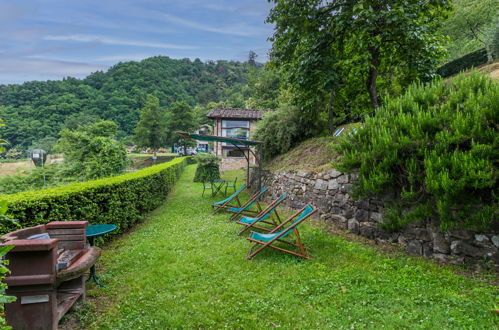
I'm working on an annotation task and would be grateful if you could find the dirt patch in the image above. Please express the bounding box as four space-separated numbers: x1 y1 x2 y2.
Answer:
0 160 32 178
478 61 499 80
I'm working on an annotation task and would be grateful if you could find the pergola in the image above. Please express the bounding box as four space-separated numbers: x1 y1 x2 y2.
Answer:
177 132 263 189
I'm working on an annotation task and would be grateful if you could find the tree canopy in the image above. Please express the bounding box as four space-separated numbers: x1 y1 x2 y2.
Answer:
440 0 499 62
55 120 128 180
134 94 168 151
167 101 197 147
267 0 451 133
0 119 6 154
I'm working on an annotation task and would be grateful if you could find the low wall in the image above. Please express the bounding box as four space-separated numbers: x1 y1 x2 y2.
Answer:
259 169 499 268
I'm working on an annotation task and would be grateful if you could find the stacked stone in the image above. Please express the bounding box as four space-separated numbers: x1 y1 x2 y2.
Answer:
256 169 499 268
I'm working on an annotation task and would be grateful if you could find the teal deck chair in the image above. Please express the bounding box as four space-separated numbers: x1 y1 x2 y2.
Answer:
211 185 246 215
246 205 317 259
236 193 287 236
228 186 267 221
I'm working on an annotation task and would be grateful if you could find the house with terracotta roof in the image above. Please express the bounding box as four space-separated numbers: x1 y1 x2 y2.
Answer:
207 107 262 170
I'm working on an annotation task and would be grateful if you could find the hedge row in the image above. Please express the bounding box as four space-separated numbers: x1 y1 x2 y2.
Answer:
1 157 188 235
437 48 488 78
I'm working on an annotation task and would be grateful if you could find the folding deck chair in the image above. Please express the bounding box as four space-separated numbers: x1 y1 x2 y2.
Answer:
246 205 317 260
227 186 268 221
236 194 287 236
211 185 246 215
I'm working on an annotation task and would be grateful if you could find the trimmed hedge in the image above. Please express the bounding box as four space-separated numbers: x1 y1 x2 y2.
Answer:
1 157 188 235
193 153 220 182
437 48 488 78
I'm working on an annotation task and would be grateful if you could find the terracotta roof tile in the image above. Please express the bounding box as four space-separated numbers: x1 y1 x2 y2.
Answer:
207 108 262 120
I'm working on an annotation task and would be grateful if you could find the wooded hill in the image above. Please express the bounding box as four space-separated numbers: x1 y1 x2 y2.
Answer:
0 56 260 151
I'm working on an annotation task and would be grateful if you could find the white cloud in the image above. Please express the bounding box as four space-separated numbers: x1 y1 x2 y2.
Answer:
159 13 268 37
43 34 198 50
96 54 153 62
0 57 107 76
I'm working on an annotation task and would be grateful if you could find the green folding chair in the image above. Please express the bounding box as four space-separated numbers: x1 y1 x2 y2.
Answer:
246 205 317 260
211 185 246 214
236 193 287 236
225 177 238 196
202 181 213 196
227 186 267 221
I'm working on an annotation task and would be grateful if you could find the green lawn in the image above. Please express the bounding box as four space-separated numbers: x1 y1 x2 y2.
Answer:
73 165 498 328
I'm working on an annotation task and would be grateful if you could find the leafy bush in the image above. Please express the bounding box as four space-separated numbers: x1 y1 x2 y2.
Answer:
335 73 498 231
253 104 305 161
0 164 66 195
0 201 17 328
1 157 187 235
3 146 25 159
193 153 220 182
55 120 129 180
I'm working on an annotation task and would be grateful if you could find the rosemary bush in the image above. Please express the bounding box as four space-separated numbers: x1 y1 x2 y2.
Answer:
335 73 498 231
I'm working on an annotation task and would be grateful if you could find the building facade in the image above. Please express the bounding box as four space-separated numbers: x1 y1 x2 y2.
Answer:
207 108 262 170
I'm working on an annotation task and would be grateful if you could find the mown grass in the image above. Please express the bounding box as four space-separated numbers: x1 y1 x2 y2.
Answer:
73 165 498 329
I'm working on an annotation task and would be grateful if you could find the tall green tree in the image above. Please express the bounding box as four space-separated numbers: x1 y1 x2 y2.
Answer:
0 118 6 153
167 101 197 149
244 66 281 110
134 94 168 155
55 120 128 180
440 0 499 62
267 0 451 129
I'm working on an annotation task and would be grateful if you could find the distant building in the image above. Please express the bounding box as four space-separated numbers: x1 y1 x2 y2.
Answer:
195 124 211 152
207 107 262 170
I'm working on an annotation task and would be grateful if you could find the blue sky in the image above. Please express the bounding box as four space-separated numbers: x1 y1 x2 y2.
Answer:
0 0 274 84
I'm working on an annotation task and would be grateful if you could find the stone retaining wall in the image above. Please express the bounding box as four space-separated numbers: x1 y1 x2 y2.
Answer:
258 169 499 268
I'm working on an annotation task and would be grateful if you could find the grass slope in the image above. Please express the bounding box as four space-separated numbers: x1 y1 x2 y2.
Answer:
266 136 338 173
72 165 498 328
265 123 361 173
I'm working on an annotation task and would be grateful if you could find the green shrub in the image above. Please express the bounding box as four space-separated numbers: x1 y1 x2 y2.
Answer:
335 73 498 231
0 201 17 328
0 164 67 195
55 120 129 180
437 49 488 78
193 153 220 182
1 157 187 235
253 104 304 161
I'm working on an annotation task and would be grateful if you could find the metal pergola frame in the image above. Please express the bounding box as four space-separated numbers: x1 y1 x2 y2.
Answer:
177 132 263 189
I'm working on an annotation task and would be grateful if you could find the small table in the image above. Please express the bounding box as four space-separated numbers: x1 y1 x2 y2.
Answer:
210 179 226 196
86 224 117 287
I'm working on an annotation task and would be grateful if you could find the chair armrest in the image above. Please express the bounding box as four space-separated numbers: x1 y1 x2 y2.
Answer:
3 239 58 252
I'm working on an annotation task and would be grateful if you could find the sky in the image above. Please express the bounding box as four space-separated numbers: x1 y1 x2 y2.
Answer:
0 0 274 84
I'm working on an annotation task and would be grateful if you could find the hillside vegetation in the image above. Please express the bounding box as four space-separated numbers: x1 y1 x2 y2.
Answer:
0 57 260 151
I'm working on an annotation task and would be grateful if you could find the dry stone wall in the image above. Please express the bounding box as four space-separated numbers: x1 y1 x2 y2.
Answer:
258 169 499 268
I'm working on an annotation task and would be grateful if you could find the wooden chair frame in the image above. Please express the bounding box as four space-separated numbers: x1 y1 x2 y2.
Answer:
236 194 287 236
228 187 267 221
246 205 317 260
211 185 246 215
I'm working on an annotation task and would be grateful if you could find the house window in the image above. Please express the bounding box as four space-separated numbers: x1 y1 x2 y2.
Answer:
223 148 247 158
221 120 249 140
